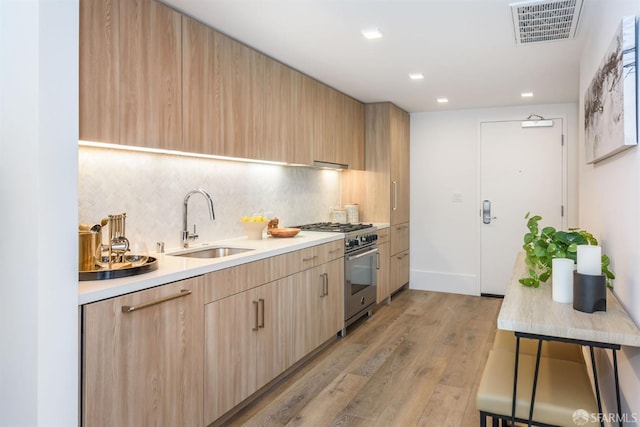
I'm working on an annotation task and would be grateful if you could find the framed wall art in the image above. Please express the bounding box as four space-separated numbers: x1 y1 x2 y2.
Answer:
584 16 638 164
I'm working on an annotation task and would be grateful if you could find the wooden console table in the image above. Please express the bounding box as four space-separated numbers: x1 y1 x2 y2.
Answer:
497 253 640 426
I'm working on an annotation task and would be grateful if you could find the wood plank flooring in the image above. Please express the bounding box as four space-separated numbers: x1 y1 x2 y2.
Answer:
224 289 502 427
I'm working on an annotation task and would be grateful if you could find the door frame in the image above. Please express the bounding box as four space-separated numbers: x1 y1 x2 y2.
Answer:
475 114 569 296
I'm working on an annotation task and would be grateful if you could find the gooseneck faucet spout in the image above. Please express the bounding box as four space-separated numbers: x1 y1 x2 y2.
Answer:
182 189 215 248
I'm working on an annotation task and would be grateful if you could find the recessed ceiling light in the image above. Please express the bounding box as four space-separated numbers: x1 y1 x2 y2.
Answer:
437 98 449 104
521 92 534 98
409 73 424 80
361 28 383 40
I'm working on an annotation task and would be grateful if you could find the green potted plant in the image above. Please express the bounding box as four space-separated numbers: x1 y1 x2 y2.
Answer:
520 212 614 288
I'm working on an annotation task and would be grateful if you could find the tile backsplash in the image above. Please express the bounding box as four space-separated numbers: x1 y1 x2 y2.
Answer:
79 146 342 251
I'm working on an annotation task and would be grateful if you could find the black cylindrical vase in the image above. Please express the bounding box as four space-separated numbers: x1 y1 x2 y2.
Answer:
573 271 606 313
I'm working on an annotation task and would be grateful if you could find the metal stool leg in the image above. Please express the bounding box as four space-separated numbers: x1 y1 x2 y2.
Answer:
613 349 622 427
527 339 543 427
511 335 520 425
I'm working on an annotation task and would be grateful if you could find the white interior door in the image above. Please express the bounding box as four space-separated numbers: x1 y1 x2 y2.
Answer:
480 119 565 295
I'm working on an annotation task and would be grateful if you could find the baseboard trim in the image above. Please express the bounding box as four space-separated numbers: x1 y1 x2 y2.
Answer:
409 269 477 296
480 293 504 299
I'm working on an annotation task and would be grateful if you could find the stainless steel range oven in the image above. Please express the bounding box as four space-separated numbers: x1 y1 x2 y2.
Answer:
294 223 378 336
343 232 378 331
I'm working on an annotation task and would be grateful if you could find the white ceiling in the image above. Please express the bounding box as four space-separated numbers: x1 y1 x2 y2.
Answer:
163 0 597 113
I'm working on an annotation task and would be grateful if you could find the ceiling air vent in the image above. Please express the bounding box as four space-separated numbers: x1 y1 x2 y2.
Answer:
511 0 584 45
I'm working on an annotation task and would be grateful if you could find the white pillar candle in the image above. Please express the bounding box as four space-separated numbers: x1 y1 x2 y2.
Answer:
552 258 574 303
577 245 602 275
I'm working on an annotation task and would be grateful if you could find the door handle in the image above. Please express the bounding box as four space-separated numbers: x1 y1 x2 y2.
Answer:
482 200 497 224
252 300 259 331
258 298 265 329
392 181 398 211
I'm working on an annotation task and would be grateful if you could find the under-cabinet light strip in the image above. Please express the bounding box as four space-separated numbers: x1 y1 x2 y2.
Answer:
78 140 290 166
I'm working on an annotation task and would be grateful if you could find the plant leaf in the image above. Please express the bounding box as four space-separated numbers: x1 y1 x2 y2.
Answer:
539 270 551 283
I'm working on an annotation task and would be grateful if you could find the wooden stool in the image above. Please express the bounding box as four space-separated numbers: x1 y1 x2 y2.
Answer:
477 350 598 426
492 329 585 363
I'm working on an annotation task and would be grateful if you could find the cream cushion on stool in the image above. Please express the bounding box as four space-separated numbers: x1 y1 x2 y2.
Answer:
493 329 585 363
477 350 598 426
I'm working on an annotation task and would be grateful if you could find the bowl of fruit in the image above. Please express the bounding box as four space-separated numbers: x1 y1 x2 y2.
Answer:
240 215 269 240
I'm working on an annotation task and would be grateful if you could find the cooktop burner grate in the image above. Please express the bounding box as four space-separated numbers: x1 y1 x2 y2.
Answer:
294 222 374 233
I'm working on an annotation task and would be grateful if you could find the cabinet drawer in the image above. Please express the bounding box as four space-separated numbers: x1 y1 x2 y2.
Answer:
204 251 297 303
296 240 343 270
390 222 409 255
376 227 390 244
203 242 343 303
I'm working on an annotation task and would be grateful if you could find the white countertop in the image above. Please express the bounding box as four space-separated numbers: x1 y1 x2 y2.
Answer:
78 231 343 305
498 252 640 347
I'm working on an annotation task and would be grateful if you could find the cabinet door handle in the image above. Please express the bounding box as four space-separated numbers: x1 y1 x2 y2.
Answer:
121 289 191 313
319 274 325 298
252 300 259 331
376 252 380 270
324 273 329 296
303 255 318 262
258 298 265 329
392 180 398 211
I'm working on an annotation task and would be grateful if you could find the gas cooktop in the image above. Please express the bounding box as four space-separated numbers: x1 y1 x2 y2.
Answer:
293 222 374 233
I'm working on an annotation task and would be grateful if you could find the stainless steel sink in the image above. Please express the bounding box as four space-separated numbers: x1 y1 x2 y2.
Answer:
170 246 254 259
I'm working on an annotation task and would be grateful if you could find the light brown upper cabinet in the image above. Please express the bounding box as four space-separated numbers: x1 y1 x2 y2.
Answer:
182 16 224 156
313 85 365 168
79 0 119 143
119 0 182 149
182 17 263 159
344 102 410 224
344 95 365 170
81 0 365 168
389 104 410 225
80 0 182 149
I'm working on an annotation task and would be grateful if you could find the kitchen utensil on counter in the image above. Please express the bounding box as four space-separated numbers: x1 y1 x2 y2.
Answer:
78 231 99 271
80 213 158 280
242 220 267 240
345 204 359 223
125 242 149 267
269 227 300 238
266 218 300 238
330 209 347 224
78 222 103 271
79 257 159 281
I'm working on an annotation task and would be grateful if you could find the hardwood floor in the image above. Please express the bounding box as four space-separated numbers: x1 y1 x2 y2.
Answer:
224 289 502 427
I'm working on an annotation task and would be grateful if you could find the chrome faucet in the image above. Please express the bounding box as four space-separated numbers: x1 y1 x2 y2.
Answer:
182 189 215 248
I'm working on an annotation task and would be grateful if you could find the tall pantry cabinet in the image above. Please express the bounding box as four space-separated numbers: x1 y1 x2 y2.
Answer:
343 102 410 302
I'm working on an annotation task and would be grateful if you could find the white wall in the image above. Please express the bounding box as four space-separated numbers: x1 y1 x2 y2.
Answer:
579 1 640 423
410 103 578 295
0 1 78 426
79 147 342 251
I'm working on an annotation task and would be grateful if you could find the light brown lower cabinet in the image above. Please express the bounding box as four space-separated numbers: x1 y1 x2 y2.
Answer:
376 241 391 303
82 276 204 427
204 257 344 424
390 249 410 293
294 258 344 358
204 276 295 425
81 242 345 427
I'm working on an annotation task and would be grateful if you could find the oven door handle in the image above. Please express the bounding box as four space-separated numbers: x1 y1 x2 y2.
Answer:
347 248 379 261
